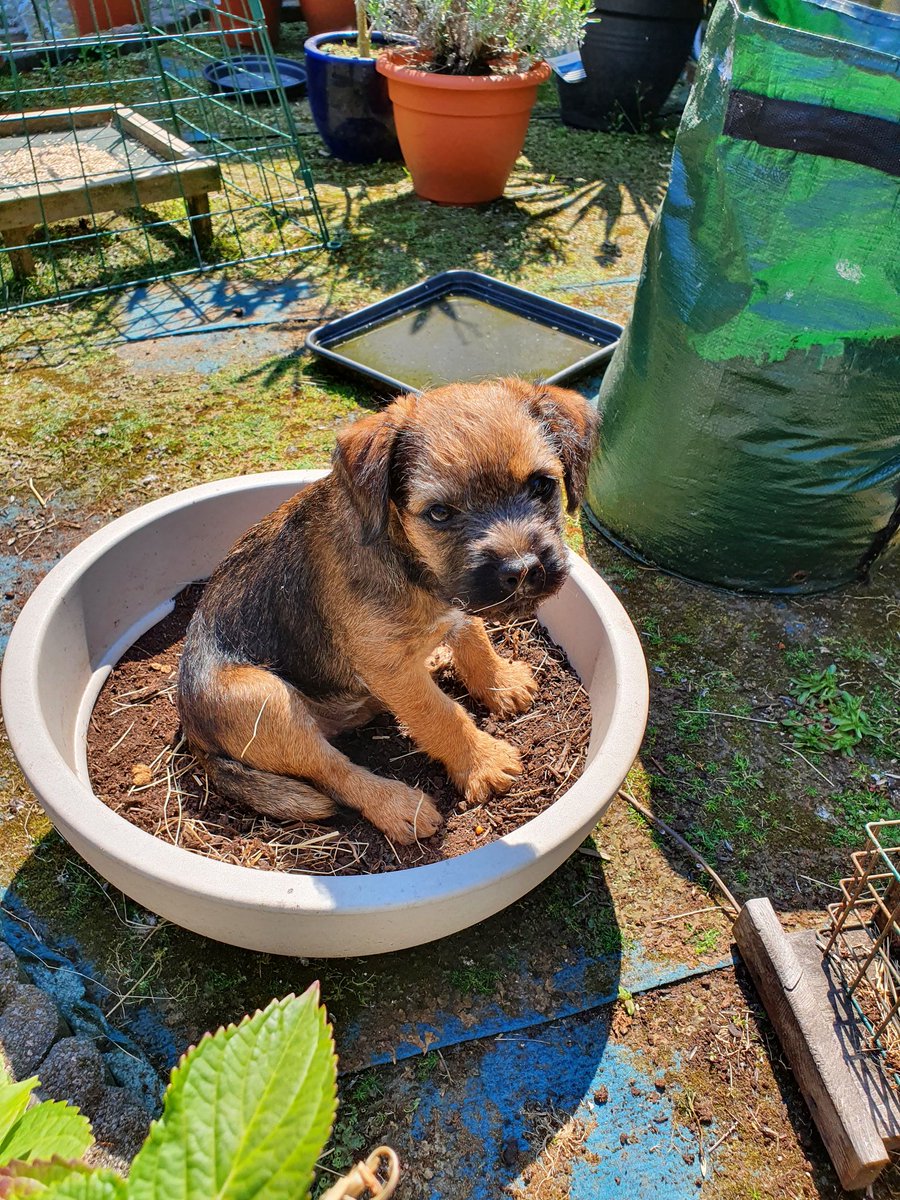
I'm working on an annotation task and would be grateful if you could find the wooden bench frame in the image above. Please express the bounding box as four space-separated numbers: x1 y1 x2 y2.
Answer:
0 103 221 277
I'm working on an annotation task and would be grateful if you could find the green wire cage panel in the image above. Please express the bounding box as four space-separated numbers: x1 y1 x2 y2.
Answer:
0 0 333 311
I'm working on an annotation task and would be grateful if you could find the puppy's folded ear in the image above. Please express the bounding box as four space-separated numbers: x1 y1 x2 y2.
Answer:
530 385 599 513
333 397 413 543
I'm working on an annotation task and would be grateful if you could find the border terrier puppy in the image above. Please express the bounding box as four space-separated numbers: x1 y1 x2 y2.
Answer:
177 377 597 845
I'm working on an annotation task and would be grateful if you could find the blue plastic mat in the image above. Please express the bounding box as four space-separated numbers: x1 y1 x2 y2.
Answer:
106 277 316 343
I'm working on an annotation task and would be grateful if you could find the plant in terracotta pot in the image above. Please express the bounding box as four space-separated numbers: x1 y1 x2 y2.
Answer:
304 1 408 163
370 0 592 205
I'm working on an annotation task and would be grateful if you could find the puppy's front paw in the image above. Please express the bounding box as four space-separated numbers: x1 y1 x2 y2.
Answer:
365 781 442 845
479 659 538 717
455 734 523 804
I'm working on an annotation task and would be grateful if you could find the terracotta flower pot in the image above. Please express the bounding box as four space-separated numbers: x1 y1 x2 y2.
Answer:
68 0 141 35
300 0 356 36
376 50 551 205
216 0 282 49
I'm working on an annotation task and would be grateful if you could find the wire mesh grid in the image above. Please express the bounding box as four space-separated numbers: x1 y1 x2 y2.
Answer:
0 0 334 311
822 819 900 1089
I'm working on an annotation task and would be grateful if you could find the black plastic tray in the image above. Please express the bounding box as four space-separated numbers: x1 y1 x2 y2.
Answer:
203 55 306 104
305 270 622 395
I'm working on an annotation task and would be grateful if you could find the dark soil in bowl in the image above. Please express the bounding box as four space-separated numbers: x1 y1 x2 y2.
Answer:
87 586 592 876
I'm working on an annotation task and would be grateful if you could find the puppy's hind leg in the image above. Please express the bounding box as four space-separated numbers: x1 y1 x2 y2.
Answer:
183 663 442 845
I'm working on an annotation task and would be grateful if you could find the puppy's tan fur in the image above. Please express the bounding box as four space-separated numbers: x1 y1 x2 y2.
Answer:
177 378 597 844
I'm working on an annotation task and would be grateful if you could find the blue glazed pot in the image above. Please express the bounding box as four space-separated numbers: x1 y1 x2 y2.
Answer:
304 31 404 163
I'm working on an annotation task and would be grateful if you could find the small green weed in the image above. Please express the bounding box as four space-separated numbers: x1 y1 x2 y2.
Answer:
831 790 900 846
617 985 635 1016
782 665 877 756
541 861 625 958
448 961 500 996
841 638 872 664
684 752 775 860
692 927 720 956
319 1071 386 1183
201 967 248 1003
674 707 710 746
792 664 839 706
728 753 763 792
783 647 816 670
415 1053 439 1081
350 1073 383 1106
323 970 378 1009
641 616 663 648
606 561 638 582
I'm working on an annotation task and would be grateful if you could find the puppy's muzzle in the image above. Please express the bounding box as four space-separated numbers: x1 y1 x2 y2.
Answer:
497 552 544 595
465 547 568 612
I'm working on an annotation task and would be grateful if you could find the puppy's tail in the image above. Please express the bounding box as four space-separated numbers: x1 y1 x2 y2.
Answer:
202 754 337 823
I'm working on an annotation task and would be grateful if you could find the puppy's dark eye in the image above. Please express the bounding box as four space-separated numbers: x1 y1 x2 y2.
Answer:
425 504 452 524
528 475 557 502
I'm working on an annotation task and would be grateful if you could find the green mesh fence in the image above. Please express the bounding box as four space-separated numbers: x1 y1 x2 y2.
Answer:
0 0 334 310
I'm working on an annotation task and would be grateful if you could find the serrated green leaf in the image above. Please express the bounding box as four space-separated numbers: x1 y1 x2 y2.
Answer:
0 1102 93 1167
0 1080 38 1156
0 1158 94 1196
32 1172 124 1200
128 987 337 1200
0 1161 124 1199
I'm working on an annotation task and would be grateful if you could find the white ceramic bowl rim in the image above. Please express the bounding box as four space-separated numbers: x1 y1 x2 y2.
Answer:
1 471 648 922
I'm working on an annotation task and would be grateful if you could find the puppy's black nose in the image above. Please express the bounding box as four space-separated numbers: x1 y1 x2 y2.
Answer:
498 553 542 593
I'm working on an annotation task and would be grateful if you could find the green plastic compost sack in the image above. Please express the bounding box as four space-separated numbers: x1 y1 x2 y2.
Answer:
585 0 900 593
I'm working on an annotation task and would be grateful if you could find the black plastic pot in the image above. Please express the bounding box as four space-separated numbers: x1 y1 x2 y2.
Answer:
304 31 403 163
558 0 702 133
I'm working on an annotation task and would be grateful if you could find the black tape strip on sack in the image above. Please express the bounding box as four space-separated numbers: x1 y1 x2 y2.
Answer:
724 89 900 178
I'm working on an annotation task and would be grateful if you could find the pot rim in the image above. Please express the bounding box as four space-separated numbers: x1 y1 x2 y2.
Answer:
375 47 551 89
1 471 647 924
304 29 414 63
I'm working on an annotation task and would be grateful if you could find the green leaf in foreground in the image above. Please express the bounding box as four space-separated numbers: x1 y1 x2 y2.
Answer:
0 1079 36 1154
0 1103 93 1169
0 1160 125 1198
128 986 338 1200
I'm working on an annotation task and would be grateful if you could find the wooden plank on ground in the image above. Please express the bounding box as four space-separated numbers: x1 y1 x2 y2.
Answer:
115 107 202 164
0 106 116 135
734 898 890 1191
790 929 900 1150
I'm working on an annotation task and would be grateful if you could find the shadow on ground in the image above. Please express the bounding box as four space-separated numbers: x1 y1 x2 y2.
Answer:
578 514 900 926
